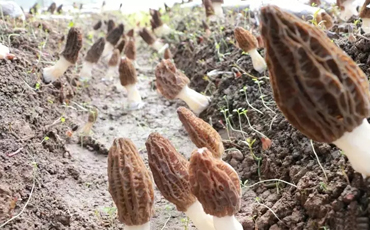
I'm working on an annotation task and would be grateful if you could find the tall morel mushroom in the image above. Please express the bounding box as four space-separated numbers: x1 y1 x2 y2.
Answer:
43 27 82 83
150 9 172 37
93 20 102 30
107 19 115 34
107 49 121 77
124 29 136 61
108 138 154 230
189 148 242 230
260 5 370 177
359 0 370 33
47 2 56 14
138 28 168 53
203 0 216 21
80 107 98 136
155 60 210 115
177 107 224 158
145 133 215 230
234 27 266 73
102 24 124 57
119 58 143 110
79 37 105 81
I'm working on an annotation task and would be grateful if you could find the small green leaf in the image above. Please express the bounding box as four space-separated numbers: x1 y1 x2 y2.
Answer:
44 136 50 141
61 117 66 123
68 21 74 28
35 82 40 90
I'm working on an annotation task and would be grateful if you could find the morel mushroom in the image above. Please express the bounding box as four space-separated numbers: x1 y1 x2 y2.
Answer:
177 107 224 158
93 20 102 30
79 37 105 81
80 107 98 136
56 4 63 14
163 47 172 59
138 28 168 53
189 148 242 230
107 19 115 34
337 0 358 21
316 11 334 29
43 27 82 83
124 29 136 61
234 27 266 73
29 3 38 14
155 60 210 114
146 133 215 230
47 2 56 14
260 5 370 177
108 138 154 230
211 0 224 18
150 9 172 37
107 49 121 77
359 0 370 33
116 39 126 53
102 24 124 57
119 58 143 110
203 0 216 21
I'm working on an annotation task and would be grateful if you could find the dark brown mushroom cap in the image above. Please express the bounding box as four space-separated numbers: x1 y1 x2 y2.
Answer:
108 138 155 226
260 5 370 143
154 60 190 100
127 29 134 38
145 133 197 212
107 19 115 34
108 49 121 67
203 0 215 17
93 20 102 30
124 39 136 60
56 4 63 14
47 2 56 14
85 37 105 63
106 24 124 46
87 107 98 123
234 27 258 52
150 9 163 29
359 0 370 18
164 47 172 59
189 148 241 217
29 3 38 14
119 58 137 86
177 107 224 158
116 39 126 53
61 27 83 64
139 28 157 45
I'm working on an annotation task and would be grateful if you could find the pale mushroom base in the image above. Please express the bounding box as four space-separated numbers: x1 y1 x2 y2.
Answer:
124 83 144 110
212 2 224 18
79 61 94 81
176 85 210 115
333 119 370 178
151 40 168 54
102 42 115 58
249 48 267 73
153 24 172 37
0 43 10 59
339 0 358 21
43 56 72 83
184 200 215 230
106 65 119 80
125 222 150 230
362 18 370 34
213 215 243 230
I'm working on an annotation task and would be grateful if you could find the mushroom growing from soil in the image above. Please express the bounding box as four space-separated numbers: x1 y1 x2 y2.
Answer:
108 138 154 230
102 24 124 57
138 28 168 53
116 39 126 53
359 0 370 33
80 107 98 136
177 106 224 159
155 60 210 115
260 5 370 177
56 4 63 14
315 11 334 30
42 27 82 84
93 20 102 30
47 2 56 14
124 29 136 61
337 0 358 21
145 133 215 230
107 19 115 34
234 27 266 73
119 58 143 110
203 0 216 21
163 47 172 59
189 148 242 230
79 37 105 81
150 9 172 37
107 49 121 78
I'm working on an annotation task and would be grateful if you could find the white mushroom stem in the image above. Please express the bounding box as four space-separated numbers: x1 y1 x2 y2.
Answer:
333 118 370 178
125 222 150 230
43 56 72 83
184 200 215 230
213 216 243 230
248 48 267 73
79 61 94 81
153 24 172 37
176 85 210 115
102 42 115 57
151 40 168 54
212 2 224 18
0 43 10 59
340 0 358 21
362 18 370 33
124 83 143 108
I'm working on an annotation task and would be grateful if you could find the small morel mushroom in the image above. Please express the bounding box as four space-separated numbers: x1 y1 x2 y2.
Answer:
315 11 334 29
234 27 266 73
177 107 224 158
107 49 121 77
56 4 63 14
107 19 115 34
145 133 215 230
138 28 168 53
124 29 136 61
116 39 126 53
211 0 224 18
163 47 172 59
260 5 370 177
43 27 82 83
103 24 124 57
79 37 105 81
108 138 154 230
29 3 38 14
359 0 370 33
119 58 143 109
93 20 102 30
81 107 98 136
337 0 358 21
155 60 210 114
189 148 242 230
149 9 172 37
47 2 56 14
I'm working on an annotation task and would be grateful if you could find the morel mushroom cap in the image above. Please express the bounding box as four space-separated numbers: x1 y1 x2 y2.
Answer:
93 20 102 30
234 27 258 52
146 133 196 212
29 3 38 14
119 58 137 86
177 106 224 158
150 9 163 29
316 11 334 29
108 49 121 67
108 138 154 226
203 0 215 17
164 47 172 59
47 2 56 14
56 4 63 14
107 19 115 34
61 27 83 64
85 37 105 63
116 39 126 53
127 29 134 38
139 28 156 45
106 24 124 46
189 148 241 217
124 38 136 61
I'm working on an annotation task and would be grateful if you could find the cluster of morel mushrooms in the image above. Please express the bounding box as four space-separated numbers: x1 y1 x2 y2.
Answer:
36 0 370 228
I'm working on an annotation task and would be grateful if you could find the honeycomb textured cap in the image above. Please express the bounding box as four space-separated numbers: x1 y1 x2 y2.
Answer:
107 138 154 226
116 39 126 53
127 29 135 38
189 148 241 217
108 49 121 67
359 0 370 18
260 5 370 143
107 19 115 33
107 24 124 46
61 27 83 64
234 27 258 52
124 39 136 60
146 133 196 212
154 60 190 99
164 47 172 59
177 107 224 158
119 58 137 86
139 28 156 45
93 20 102 30
203 0 215 17
85 37 105 63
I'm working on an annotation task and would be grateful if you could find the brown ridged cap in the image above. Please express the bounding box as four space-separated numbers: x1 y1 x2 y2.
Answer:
164 47 172 59
47 2 56 14
85 37 105 63
154 60 190 100
260 5 370 143
93 20 102 30
234 27 258 52
56 4 63 14
127 29 134 38
61 27 83 64
177 107 224 158
116 39 126 53
119 58 137 86
108 49 121 67
203 0 215 17
359 0 370 18
87 107 98 123
316 11 334 29
139 28 156 45
124 39 136 60
146 133 197 212
189 148 241 217
107 19 115 34
150 9 163 29
107 138 155 226
106 24 124 46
